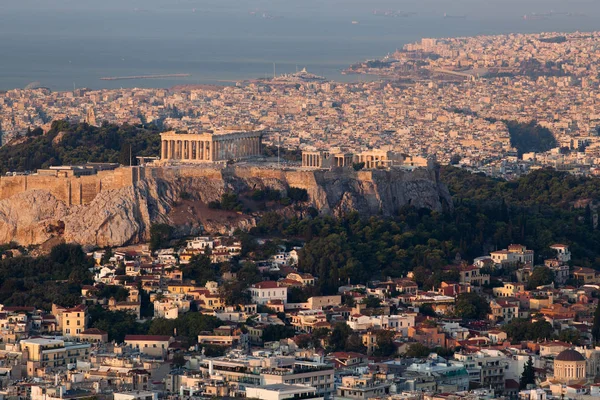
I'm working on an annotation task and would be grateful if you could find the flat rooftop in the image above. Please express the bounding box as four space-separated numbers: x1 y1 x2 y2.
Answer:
253 384 317 392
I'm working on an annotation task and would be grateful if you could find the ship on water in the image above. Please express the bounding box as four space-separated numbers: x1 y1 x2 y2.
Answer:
443 13 466 19
267 68 327 84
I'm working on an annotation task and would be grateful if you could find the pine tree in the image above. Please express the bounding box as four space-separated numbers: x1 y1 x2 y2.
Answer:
592 301 600 343
520 356 535 389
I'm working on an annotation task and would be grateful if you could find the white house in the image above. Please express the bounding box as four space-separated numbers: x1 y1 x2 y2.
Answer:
250 281 288 305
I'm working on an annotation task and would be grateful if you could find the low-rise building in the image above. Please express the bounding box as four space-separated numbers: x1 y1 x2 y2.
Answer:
250 281 288 305
20 338 91 377
124 335 173 358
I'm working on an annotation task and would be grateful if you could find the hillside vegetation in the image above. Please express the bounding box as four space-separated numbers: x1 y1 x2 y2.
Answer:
287 167 600 294
0 121 161 173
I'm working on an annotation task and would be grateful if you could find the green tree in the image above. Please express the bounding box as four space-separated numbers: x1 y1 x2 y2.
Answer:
527 267 554 289
329 322 352 352
404 343 432 358
172 353 187 368
219 281 252 306
262 325 296 342
362 296 382 309
149 224 173 251
352 162 365 171
181 254 216 285
374 330 396 356
558 328 581 345
503 319 553 342
520 356 535 389
346 333 367 353
454 292 490 320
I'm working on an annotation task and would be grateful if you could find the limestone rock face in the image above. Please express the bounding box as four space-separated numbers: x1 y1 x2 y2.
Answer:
0 166 452 248
0 190 68 245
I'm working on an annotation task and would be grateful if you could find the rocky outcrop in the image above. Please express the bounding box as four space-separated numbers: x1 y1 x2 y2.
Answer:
0 165 452 248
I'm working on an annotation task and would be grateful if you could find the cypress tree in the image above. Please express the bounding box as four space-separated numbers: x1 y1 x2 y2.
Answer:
520 356 535 389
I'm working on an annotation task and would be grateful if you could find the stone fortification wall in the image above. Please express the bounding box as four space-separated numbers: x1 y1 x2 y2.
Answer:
0 168 137 205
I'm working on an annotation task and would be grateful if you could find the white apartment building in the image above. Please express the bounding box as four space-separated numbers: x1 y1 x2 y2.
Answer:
250 281 288 305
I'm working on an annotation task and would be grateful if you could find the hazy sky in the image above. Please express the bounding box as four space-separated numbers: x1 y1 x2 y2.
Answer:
2 0 600 14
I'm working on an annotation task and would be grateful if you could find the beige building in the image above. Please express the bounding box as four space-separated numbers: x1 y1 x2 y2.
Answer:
124 335 173 358
337 374 391 399
354 150 406 169
20 338 91 377
302 149 431 170
160 128 263 162
246 384 322 400
302 151 354 168
490 244 534 268
553 349 586 384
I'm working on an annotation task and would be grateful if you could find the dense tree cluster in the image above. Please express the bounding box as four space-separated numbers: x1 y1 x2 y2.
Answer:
0 120 161 173
527 267 554 289
453 292 491 320
208 192 244 211
149 224 174 251
502 319 554 343
504 120 557 156
0 243 93 309
234 167 600 294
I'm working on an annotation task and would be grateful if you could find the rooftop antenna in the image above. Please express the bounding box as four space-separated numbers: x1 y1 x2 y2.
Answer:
273 62 276 79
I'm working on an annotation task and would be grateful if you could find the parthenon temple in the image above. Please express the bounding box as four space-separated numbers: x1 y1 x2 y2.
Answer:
160 129 263 162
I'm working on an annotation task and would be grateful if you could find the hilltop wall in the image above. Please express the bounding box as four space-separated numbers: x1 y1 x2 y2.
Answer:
0 168 138 205
0 164 452 247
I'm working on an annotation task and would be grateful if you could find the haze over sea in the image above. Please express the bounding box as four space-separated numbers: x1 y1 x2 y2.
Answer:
1 0 600 92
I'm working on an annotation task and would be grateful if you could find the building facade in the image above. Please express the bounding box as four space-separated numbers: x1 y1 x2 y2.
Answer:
160 129 263 162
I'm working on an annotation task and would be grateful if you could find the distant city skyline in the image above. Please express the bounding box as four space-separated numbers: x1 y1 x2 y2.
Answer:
2 0 600 91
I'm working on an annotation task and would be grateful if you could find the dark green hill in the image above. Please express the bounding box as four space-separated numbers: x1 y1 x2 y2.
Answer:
0 120 161 173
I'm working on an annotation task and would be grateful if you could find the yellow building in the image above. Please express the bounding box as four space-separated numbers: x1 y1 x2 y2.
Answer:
52 304 87 338
286 272 315 286
167 283 199 295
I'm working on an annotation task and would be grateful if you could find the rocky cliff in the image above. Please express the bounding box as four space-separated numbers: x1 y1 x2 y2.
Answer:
0 165 452 248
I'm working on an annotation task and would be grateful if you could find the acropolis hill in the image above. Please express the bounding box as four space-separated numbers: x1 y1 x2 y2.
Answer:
0 132 452 248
